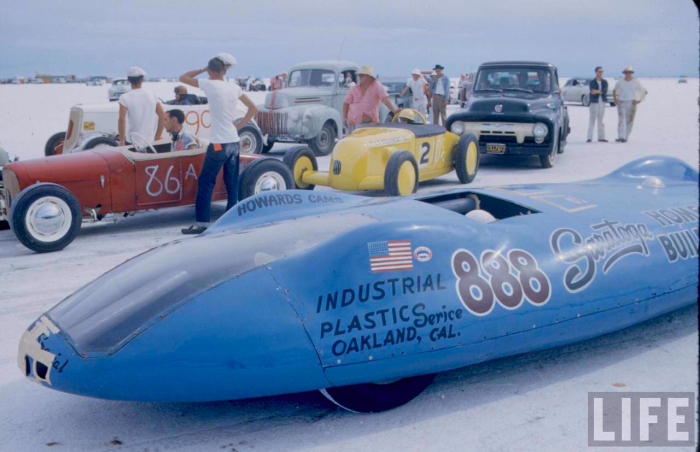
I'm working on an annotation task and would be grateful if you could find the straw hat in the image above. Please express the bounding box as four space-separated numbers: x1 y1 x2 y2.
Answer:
357 66 376 78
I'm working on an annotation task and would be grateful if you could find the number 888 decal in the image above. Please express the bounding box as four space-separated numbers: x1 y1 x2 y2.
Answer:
451 248 551 316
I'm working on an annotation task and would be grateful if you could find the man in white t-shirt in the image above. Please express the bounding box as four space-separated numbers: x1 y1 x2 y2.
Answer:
400 69 428 116
613 66 647 142
117 67 164 146
178 53 258 234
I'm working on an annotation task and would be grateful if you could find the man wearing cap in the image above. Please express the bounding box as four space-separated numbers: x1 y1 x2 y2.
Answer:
117 67 164 146
427 65 450 126
400 69 428 116
343 65 398 133
270 72 287 91
613 66 647 142
587 66 609 143
178 53 258 234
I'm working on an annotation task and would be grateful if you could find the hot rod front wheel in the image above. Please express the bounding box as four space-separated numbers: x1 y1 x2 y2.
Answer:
384 151 418 196
320 373 436 413
9 184 82 253
282 146 317 190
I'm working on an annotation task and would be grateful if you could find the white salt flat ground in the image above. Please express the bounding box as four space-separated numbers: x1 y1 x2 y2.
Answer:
0 79 697 451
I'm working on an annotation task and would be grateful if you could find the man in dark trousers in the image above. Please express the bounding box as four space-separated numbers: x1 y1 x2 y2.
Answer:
587 66 609 142
178 53 258 234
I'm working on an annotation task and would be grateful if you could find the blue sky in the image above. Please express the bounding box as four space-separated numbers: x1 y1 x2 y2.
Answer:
0 0 697 78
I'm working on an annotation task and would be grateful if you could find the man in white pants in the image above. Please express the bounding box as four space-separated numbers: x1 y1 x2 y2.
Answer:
400 69 428 116
613 66 647 142
587 66 609 142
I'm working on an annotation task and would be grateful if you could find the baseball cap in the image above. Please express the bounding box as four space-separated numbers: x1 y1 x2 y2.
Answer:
126 67 146 77
213 53 236 68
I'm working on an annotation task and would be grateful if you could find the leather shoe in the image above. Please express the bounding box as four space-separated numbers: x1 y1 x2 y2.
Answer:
181 225 207 235
586 139 592 142
598 139 608 142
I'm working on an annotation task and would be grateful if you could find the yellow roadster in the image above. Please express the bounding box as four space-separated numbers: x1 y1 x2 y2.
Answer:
283 109 479 196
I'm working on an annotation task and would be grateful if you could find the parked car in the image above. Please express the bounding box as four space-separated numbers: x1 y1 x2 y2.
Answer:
107 79 131 101
17 156 699 412
249 78 267 91
44 99 265 157
446 61 571 169
380 77 412 109
255 61 401 156
0 144 18 230
284 109 479 196
1 140 294 253
562 78 616 106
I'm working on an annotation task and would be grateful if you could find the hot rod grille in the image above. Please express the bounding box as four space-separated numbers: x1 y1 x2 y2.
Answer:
256 111 288 135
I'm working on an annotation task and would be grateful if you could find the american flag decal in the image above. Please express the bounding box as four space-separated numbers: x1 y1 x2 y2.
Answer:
368 240 413 273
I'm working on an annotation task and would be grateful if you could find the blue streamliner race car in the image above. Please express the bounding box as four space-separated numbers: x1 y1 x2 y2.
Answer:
18 156 699 413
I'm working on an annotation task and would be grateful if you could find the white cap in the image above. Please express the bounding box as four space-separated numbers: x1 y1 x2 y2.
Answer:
412 69 421 76
126 67 146 77
622 66 634 73
213 53 236 67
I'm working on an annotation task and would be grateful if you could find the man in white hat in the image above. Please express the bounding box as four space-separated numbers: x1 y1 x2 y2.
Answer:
400 69 428 116
178 53 258 234
343 65 398 133
612 66 647 142
117 67 164 146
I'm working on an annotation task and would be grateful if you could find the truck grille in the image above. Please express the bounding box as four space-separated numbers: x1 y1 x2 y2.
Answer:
256 111 288 136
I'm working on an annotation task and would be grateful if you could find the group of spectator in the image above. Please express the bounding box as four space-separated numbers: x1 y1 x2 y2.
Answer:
341 63 453 130
587 66 647 143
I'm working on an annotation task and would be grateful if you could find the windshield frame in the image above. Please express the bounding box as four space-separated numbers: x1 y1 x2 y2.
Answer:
287 69 338 88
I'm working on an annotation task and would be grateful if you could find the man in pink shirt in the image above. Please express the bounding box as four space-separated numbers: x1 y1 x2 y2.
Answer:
343 65 398 133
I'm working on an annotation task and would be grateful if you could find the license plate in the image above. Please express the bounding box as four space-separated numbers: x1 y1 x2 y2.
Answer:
486 143 506 154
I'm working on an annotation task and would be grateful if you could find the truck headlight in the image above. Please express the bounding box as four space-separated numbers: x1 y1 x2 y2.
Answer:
533 123 548 143
451 121 464 135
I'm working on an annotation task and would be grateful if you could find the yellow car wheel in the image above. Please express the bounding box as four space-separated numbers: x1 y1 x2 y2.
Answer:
454 134 480 184
282 146 318 190
384 151 418 197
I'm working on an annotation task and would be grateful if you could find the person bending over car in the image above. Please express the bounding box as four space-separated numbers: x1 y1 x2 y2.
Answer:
163 109 198 151
118 67 164 146
178 53 258 235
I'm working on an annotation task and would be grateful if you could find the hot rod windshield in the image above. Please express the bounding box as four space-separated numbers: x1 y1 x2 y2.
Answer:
288 69 336 88
475 68 553 93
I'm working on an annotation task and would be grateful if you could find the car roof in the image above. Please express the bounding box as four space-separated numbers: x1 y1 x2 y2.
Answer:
480 61 555 68
289 61 358 72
